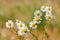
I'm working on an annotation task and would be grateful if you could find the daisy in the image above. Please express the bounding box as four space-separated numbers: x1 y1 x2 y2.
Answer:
45 15 53 21
18 26 30 35
41 6 46 12
6 20 14 28
20 26 30 35
16 20 25 30
46 6 52 12
29 21 37 29
34 10 41 17
33 16 42 24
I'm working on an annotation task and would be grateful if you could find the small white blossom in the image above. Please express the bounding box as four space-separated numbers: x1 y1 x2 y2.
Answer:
46 6 52 12
16 20 25 30
17 26 30 36
33 16 42 24
45 15 53 21
29 21 37 29
6 20 14 28
41 6 46 12
34 10 41 17
22 26 30 34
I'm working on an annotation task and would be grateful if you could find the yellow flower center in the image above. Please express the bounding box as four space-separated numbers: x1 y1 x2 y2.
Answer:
20 24 23 27
35 17 40 21
36 12 40 16
8 22 11 26
23 28 27 33
32 23 35 27
48 7 50 10
48 16 51 19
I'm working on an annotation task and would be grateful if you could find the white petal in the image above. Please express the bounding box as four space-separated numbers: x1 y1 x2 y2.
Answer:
34 10 41 17
16 19 19 22
17 30 23 36
46 6 52 12
36 21 41 24
8 20 12 23
32 25 37 29
6 22 10 28
29 25 32 28
46 11 52 16
41 6 46 12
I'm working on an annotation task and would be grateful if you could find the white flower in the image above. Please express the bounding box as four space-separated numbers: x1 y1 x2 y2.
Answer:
29 21 37 29
46 6 52 12
46 11 52 16
33 16 42 24
21 26 30 35
16 20 25 30
41 6 46 12
6 20 14 28
34 10 41 17
17 26 30 36
45 15 53 21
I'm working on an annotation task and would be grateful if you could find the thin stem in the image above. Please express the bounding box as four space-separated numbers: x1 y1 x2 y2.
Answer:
10 27 17 35
13 27 17 33
30 32 38 40
10 28 17 35
42 27 49 40
9 29 23 40
9 27 25 40
19 36 22 40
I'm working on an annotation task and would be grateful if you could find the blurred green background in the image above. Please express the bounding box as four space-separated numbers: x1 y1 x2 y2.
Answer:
0 0 60 40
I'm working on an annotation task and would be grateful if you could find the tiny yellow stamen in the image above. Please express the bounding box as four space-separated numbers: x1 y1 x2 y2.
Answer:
20 24 23 27
23 28 27 33
8 22 11 26
48 16 51 19
48 7 50 10
32 23 35 27
35 17 40 21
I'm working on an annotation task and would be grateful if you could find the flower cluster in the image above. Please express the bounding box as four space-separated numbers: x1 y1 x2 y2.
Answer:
16 20 30 36
5 6 53 36
41 6 53 21
29 10 42 29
